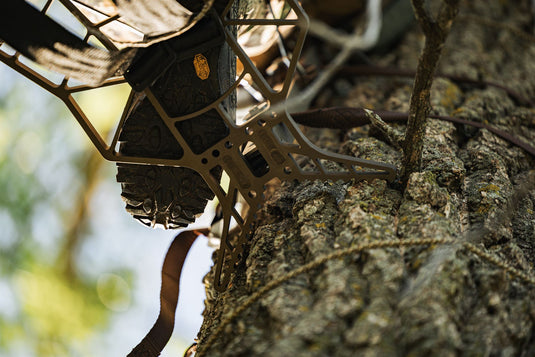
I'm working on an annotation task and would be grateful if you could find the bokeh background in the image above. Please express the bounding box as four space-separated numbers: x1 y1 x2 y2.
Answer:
0 63 216 356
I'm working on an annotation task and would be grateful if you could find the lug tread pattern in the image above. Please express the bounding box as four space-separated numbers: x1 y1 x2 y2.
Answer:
117 41 231 228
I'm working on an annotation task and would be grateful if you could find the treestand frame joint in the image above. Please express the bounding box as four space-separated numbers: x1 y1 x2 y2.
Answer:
0 0 396 291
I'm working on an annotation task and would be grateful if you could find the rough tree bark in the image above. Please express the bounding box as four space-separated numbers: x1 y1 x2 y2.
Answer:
197 1 535 355
401 0 459 184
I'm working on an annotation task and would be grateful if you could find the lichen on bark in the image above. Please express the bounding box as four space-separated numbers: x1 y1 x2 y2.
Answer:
196 1 535 356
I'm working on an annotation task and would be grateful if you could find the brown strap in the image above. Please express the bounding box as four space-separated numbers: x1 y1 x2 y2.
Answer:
128 228 209 357
130 106 533 357
291 107 535 157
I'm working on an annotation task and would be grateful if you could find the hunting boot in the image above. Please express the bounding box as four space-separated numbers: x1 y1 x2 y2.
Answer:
117 1 237 229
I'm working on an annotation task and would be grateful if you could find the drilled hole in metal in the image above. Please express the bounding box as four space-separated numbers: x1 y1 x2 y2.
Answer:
241 142 269 177
202 158 208 164
248 190 257 198
225 141 233 149
212 149 220 157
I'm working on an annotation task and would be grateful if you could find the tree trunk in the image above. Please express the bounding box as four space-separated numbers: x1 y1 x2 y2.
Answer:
197 1 535 355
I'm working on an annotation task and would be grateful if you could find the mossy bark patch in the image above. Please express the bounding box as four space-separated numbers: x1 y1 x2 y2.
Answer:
197 1 535 355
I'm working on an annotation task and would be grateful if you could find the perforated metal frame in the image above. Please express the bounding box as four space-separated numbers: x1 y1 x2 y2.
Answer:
0 0 396 291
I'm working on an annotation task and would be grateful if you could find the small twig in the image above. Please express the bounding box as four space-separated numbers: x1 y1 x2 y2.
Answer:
363 108 404 150
401 0 461 186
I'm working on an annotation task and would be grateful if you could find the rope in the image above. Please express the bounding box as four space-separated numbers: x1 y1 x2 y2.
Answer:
197 237 535 356
196 7 535 355
462 242 535 285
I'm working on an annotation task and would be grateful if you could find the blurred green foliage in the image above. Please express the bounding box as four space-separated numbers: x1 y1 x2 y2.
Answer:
0 72 132 356
13 266 107 355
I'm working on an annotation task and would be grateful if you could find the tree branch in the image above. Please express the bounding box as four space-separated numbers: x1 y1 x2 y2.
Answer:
401 0 460 186
364 109 404 150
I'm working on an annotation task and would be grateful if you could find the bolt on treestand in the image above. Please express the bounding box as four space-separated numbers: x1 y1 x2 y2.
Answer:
0 0 395 292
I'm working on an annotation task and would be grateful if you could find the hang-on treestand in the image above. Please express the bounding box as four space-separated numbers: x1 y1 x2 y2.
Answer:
0 0 395 292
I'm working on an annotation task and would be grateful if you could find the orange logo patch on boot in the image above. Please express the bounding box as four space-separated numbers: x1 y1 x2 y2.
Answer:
193 54 210 80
